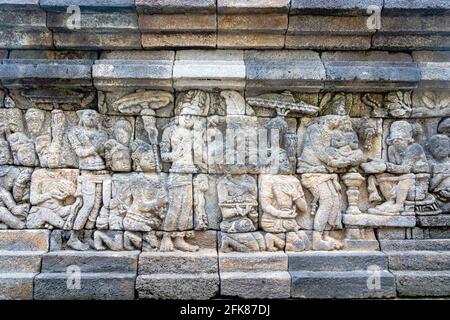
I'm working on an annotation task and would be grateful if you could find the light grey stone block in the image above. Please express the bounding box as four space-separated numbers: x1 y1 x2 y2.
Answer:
34 273 136 300
417 215 450 227
136 273 219 299
136 0 216 14
288 251 388 272
173 50 245 90
219 252 287 272
384 0 450 11
245 50 325 93
218 0 290 13
138 249 218 274
40 0 136 12
394 270 450 297
388 251 450 271
0 251 43 273
221 271 291 299
291 270 396 299
343 214 416 228
41 251 139 273
0 230 49 251
380 239 450 251
93 51 174 90
0 273 36 300
290 0 383 14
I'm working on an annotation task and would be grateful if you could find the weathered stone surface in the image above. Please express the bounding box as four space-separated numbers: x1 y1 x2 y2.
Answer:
290 0 383 14
388 251 450 271
288 251 388 271
220 252 287 272
136 0 215 14
0 273 35 300
139 249 217 274
343 214 416 228
417 215 450 227
245 50 325 93
380 239 450 251
373 35 450 51
0 251 43 273
0 230 49 251
53 32 142 50
218 0 290 13
221 271 290 299
136 273 219 299
40 0 136 12
93 51 174 90
173 50 245 90
142 33 216 49
394 271 450 297
41 251 139 273
291 270 396 299
34 273 136 300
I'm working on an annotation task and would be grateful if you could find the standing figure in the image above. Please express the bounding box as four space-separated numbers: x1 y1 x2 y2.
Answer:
159 104 200 252
427 134 450 212
24 108 51 167
65 110 110 250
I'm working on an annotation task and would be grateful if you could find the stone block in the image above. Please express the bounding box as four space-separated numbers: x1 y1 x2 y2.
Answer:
417 215 450 227
136 0 216 14
173 50 245 90
288 251 388 272
286 34 371 50
373 34 450 50
217 33 285 49
136 273 219 299
288 15 374 35
219 252 288 272
53 32 142 50
380 239 450 251
93 51 174 90
290 0 384 14
34 273 136 300
384 0 450 12
8 50 98 60
138 249 218 274
0 273 36 300
0 230 49 251
245 50 325 93
394 270 450 297
0 1 40 10
0 30 52 49
40 0 136 12
41 251 139 273
139 13 216 32
344 240 380 251
388 251 450 271
343 214 416 228
47 12 139 31
142 33 216 49
220 271 290 299
0 251 43 273
291 270 396 299
218 0 290 13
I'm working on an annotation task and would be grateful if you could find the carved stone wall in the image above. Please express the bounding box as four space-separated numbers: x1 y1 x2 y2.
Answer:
0 0 449 300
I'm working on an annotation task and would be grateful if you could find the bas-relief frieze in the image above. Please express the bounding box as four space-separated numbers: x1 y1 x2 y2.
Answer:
0 88 449 253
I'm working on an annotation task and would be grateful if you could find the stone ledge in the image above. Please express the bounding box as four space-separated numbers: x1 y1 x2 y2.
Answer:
0 273 36 300
290 270 396 299
0 251 44 273
0 230 50 252
393 270 450 297
387 251 450 271
380 239 450 251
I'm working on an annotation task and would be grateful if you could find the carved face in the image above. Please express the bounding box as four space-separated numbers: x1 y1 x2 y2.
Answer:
137 151 156 172
79 110 99 128
429 135 450 160
113 121 132 146
179 114 194 129
25 109 45 135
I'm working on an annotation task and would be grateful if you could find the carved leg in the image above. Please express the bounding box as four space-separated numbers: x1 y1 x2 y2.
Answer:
0 207 25 229
124 231 142 250
67 231 90 251
173 233 199 252
159 232 174 252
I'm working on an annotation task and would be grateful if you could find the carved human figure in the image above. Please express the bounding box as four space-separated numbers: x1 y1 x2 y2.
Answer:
217 174 258 233
366 121 429 215
427 134 450 211
7 132 37 167
104 119 132 172
297 115 364 173
193 174 209 230
67 110 108 170
122 140 168 231
65 110 111 250
159 104 200 252
26 169 80 229
24 108 50 167
0 156 31 229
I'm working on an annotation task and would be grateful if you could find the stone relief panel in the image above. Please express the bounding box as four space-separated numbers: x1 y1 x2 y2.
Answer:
1 88 449 253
